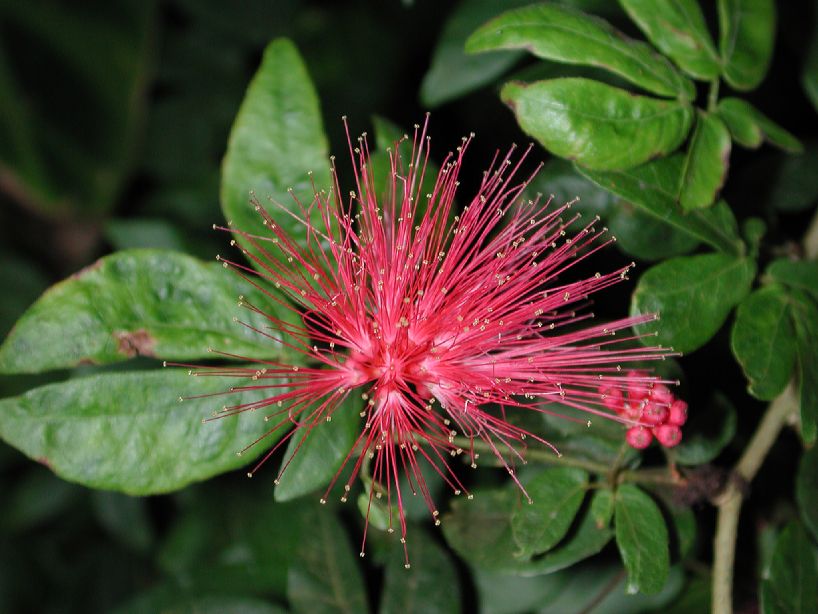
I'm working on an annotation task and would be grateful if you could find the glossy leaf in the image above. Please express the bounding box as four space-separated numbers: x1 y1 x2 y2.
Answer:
731 285 796 400
760 522 818 614
766 259 818 300
609 200 700 261
673 393 737 465
501 79 694 171
420 0 528 107
797 445 818 543
619 0 720 80
0 369 282 494
288 507 369 614
790 291 818 444
717 97 802 152
615 484 670 595
221 38 330 275
0 250 297 374
631 253 756 353
467 4 694 98
274 395 360 502
679 111 731 211
511 467 588 557
718 0 776 91
380 529 460 614
578 156 743 254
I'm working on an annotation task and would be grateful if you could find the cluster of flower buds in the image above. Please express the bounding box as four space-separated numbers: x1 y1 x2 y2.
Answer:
601 371 687 450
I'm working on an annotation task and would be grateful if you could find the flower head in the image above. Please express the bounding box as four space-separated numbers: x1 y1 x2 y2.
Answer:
193 117 676 565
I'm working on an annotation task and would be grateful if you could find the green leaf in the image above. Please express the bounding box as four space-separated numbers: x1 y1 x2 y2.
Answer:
274 395 360 502
803 17 818 114
615 484 670 595
631 252 755 353
577 156 743 254
760 522 818 614
718 0 776 91
619 0 720 80
673 393 737 465
717 97 803 152
115 591 289 614
419 0 528 107
104 218 187 252
731 285 796 400
766 259 818 300
0 369 283 494
797 445 818 543
511 467 588 557
590 488 615 528
679 111 732 211
790 291 818 445
501 78 694 171
609 200 700 261
442 488 522 570
467 4 694 98
221 38 330 275
0 250 297 374
380 529 460 614
288 507 369 614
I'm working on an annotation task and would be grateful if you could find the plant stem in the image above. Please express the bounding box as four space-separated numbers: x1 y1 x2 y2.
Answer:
452 437 681 486
711 383 798 614
711 201 818 613
707 79 720 112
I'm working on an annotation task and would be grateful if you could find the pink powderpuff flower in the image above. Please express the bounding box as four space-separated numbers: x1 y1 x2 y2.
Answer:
186 117 676 566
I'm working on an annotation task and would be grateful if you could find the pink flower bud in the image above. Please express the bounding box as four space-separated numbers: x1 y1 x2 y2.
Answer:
626 427 653 449
668 399 688 426
655 424 682 447
650 384 674 405
600 386 624 413
641 401 669 425
626 370 650 402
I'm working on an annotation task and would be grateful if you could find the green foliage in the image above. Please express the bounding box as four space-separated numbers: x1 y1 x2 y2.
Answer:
718 0 776 91
797 445 818 543
760 522 818 613
718 98 803 152
221 38 330 277
0 250 297 374
614 484 670 595
731 285 796 400
467 3 694 98
0 369 284 494
679 111 731 210
631 252 755 353
673 393 737 465
619 0 720 80
501 79 694 170
511 467 588 557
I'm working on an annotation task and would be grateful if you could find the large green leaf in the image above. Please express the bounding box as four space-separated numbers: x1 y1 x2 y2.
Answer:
511 467 588 557
288 507 369 614
673 393 737 465
0 249 297 374
631 253 756 353
760 522 818 614
274 394 360 502
419 0 528 107
619 0 720 80
608 200 700 261
615 484 670 595
0 369 282 494
718 0 776 91
501 79 694 171
380 529 460 614
578 156 743 254
679 111 731 211
467 4 694 98
731 285 796 400
221 38 330 275
797 445 818 543
717 98 802 153
790 291 818 444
